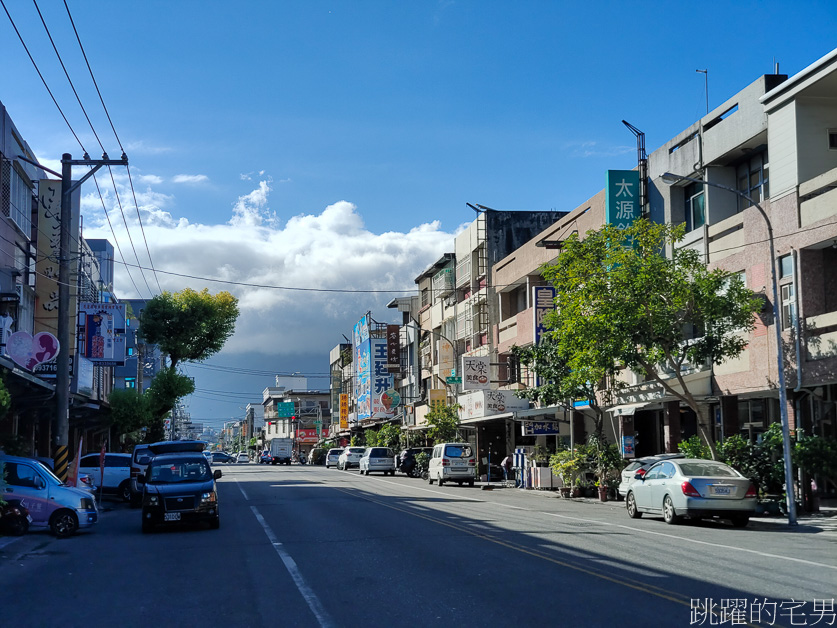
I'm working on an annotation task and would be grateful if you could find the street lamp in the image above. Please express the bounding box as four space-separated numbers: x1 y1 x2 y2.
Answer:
661 171 797 526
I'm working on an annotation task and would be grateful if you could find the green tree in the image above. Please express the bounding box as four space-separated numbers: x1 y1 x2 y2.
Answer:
139 288 239 370
365 429 379 447
533 219 761 458
108 388 153 436
377 423 401 450
138 288 238 422
425 403 461 443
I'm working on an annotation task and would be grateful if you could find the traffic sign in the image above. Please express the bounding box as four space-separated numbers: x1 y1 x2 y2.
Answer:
445 376 461 384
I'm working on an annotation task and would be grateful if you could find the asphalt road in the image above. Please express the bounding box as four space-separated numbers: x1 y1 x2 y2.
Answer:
1 463 835 627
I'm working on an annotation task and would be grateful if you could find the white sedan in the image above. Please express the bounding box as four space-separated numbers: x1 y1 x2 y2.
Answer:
236 452 249 463
337 447 365 470
625 458 756 527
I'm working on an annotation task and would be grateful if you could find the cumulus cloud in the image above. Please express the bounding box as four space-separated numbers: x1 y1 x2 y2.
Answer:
172 174 209 184
80 176 455 358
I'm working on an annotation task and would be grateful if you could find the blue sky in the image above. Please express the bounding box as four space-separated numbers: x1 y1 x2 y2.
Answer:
1 1 835 429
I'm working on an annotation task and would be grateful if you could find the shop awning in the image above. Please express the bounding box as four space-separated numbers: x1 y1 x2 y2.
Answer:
609 402 650 417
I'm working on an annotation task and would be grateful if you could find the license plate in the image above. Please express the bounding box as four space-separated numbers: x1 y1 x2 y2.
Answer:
164 512 181 521
710 486 731 496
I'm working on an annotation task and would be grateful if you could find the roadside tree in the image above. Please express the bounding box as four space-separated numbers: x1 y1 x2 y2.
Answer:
425 403 461 443
532 220 761 459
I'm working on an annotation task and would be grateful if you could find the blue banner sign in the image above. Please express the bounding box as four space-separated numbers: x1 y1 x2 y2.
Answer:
606 170 640 229
533 286 555 346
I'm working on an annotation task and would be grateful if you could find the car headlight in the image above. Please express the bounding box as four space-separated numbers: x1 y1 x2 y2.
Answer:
80 497 95 510
201 491 217 503
145 494 159 506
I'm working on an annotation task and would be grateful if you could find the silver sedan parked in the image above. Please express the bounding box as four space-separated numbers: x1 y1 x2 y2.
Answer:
625 458 757 527
358 447 396 476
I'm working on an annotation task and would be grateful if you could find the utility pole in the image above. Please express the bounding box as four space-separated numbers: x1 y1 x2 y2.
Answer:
54 152 127 481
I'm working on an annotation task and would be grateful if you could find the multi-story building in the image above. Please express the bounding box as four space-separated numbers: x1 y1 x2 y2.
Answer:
262 375 329 456
114 298 163 393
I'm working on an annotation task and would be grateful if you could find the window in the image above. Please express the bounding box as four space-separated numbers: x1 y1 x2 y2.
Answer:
736 151 769 210
684 182 705 232
779 254 793 279
829 130 837 150
9 168 33 236
781 283 796 330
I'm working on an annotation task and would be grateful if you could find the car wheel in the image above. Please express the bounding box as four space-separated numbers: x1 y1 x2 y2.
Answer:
663 495 680 525
3 515 29 536
50 509 79 538
210 516 220 530
119 480 132 502
730 515 749 528
468 480 475 487
427 475 434 484
626 492 642 519
438 477 445 487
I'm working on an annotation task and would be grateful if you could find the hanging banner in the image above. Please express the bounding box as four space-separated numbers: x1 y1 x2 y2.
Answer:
533 286 555 345
439 338 454 378
429 388 446 410
462 355 491 390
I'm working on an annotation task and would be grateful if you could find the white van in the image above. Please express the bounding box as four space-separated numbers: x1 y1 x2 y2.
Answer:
427 442 476 487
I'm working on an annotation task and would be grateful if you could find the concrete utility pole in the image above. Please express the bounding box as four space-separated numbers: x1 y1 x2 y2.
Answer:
54 152 127 481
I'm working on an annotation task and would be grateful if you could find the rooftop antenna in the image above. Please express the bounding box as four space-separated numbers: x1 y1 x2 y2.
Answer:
696 69 708 115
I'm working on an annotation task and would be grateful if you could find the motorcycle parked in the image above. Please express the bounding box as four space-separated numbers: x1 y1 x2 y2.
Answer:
0 498 31 536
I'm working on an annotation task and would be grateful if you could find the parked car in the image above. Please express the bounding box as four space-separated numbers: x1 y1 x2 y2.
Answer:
0 453 98 537
236 452 250 464
79 452 132 501
337 447 366 470
140 450 222 533
324 448 342 469
617 453 684 500
359 447 396 476
625 458 757 527
427 442 476 487
130 441 207 507
211 452 234 464
259 451 273 464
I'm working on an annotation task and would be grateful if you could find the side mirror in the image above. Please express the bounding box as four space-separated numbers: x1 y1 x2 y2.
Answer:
137 474 146 484
214 470 222 480
634 473 645 481
34 475 46 489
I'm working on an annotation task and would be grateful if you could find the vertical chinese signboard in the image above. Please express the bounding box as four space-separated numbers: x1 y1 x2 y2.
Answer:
353 315 371 421
386 324 400 373
532 286 555 346
429 388 446 410
36 180 80 353
606 170 640 229
438 338 454 378
339 393 348 430
371 338 394 418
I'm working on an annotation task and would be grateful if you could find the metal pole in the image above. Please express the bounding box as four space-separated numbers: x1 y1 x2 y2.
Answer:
661 172 797 525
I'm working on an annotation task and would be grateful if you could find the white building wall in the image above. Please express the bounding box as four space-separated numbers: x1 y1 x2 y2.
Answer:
765 100 798 198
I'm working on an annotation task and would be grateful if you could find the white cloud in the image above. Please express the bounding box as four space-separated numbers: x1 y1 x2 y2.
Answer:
138 174 163 185
80 176 454 357
172 174 209 184
124 140 172 155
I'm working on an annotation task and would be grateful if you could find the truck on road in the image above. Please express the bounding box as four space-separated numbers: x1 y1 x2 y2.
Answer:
269 438 293 465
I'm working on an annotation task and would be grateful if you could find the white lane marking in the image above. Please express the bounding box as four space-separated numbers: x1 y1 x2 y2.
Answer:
338 470 837 571
236 480 249 501
0 536 22 550
251 506 335 628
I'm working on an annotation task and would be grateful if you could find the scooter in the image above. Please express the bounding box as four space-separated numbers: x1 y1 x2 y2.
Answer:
0 498 31 536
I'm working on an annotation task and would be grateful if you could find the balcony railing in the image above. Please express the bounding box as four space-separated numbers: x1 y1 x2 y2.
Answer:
432 268 454 296
456 257 471 287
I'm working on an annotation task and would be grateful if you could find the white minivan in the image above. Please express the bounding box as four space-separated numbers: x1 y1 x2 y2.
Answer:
427 442 476 487
0 454 98 537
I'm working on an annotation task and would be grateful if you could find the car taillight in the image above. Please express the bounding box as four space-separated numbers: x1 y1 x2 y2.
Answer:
442 459 450 466
468 458 475 465
681 481 701 497
745 484 757 498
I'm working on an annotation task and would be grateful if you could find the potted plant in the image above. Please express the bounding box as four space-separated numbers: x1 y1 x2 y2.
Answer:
532 445 551 467
586 434 623 502
550 449 580 497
